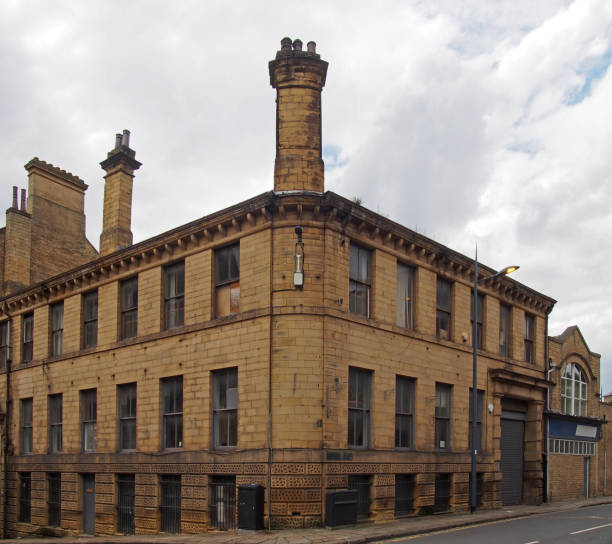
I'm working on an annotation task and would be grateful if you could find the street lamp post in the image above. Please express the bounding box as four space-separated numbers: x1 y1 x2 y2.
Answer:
470 248 518 513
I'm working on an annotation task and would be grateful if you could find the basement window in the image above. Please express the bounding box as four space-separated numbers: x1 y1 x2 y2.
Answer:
215 244 240 317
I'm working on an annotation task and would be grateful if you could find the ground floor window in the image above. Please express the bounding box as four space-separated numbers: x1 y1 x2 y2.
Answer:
160 475 181 533
118 474 135 535
19 473 31 523
210 476 236 530
348 475 371 520
434 473 451 512
48 473 61 527
394 474 415 516
549 438 595 456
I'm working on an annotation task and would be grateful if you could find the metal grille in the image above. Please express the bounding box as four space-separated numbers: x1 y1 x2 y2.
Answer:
394 474 414 516
210 478 236 530
160 475 181 533
118 475 135 535
434 473 451 512
48 473 61 527
348 475 371 520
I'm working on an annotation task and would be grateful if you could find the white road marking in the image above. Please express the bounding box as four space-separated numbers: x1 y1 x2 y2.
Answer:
523 541 540 544
570 522 612 535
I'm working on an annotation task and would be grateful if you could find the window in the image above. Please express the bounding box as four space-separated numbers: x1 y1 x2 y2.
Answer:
215 244 240 317
48 473 61 527
348 367 371 448
19 473 31 523
471 292 484 350
499 304 511 356
561 363 587 416
348 475 371 520
117 474 135 535
435 383 451 450
50 302 63 357
48 394 62 453
210 476 236 530
549 438 595 456
469 389 484 452
160 475 181 533
434 473 451 512
83 291 98 348
118 383 137 451
81 389 97 452
436 278 451 340
162 376 183 449
212 368 237 448
524 313 534 363
0 320 10 371
349 244 371 317
120 277 138 340
22 312 33 363
20 398 32 454
396 263 414 328
395 376 414 449
164 262 185 329
395 474 415 516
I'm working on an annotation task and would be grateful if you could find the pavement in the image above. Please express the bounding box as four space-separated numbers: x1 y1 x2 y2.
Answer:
4 497 612 543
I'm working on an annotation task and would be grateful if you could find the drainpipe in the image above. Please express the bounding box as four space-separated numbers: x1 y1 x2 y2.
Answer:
267 205 274 531
544 314 552 503
3 316 12 538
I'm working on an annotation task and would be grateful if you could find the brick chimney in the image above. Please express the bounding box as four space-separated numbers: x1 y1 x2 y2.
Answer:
269 37 328 193
99 130 141 255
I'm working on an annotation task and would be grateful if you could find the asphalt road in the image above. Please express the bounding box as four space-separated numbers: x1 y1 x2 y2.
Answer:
378 503 612 544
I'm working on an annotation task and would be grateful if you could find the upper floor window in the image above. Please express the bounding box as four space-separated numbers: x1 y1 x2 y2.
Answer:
349 244 371 317
162 376 183 449
83 291 98 349
48 394 62 453
524 313 534 363
120 277 138 340
436 278 451 340
348 367 371 448
395 376 414 449
118 383 137 451
469 389 484 452
215 244 240 317
22 313 33 363
212 367 238 448
81 388 97 452
0 320 10 371
50 302 63 357
396 263 414 328
471 292 484 350
435 383 451 451
499 304 511 357
561 363 587 416
164 262 184 329
20 398 33 454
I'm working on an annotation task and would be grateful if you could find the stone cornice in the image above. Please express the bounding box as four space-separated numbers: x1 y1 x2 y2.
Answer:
24 157 88 190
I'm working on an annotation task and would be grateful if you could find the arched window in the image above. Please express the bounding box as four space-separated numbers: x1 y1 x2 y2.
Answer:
561 363 587 416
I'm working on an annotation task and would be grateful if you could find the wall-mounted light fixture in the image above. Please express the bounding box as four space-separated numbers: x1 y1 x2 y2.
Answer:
294 226 304 288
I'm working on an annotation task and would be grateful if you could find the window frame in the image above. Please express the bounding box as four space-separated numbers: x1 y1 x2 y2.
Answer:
120 277 138 340
471 292 484 350
118 383 137 451
348 367 372 449
162 376 183 450
81 388 97 453
20 398 33 454
499 303 511 357
212 367 238 449
0 320 10 371
48 394 62 453
164 262 185 330
215 244 240 317
349 244 371 318
395 376 414 449
524 313 535 363
469 388 484 452
50 302 64 357
436 278 452 340
22 312 33 363
82 291 98 349
561 363 587 416
396 262 415 329
435 383 452 451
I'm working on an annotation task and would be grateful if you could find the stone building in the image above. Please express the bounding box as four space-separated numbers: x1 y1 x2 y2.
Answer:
0 38 561 537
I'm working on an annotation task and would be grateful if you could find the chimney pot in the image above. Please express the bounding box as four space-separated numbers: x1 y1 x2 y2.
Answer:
281 37 292 51
121 129 130 148
20 189 26 211
12 186 18 208
307 41 316 54
115 133 122 149
293 39 303 52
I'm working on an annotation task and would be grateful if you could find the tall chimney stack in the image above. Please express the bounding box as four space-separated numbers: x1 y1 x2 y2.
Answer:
269 37 328 193
99 130 141 255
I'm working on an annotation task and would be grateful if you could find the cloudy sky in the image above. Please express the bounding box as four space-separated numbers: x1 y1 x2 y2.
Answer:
1 1 611 391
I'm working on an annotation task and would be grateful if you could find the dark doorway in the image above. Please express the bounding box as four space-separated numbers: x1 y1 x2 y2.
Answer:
82 474 95 534
210 476 236 530
117 474 135 535
501 415 525 505
348 475 371 520
160 475 181 533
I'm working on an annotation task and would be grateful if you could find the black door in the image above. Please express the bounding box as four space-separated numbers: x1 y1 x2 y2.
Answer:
118 474 135 535
82 474 95 534
501 417 524 505
160 475 181 533
348 475 371 520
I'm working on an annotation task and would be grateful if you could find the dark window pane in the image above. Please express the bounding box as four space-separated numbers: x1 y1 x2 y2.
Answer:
164 263 185 329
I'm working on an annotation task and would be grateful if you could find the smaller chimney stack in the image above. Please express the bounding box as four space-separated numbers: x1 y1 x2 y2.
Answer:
11 186 17 209
20 189 26 211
